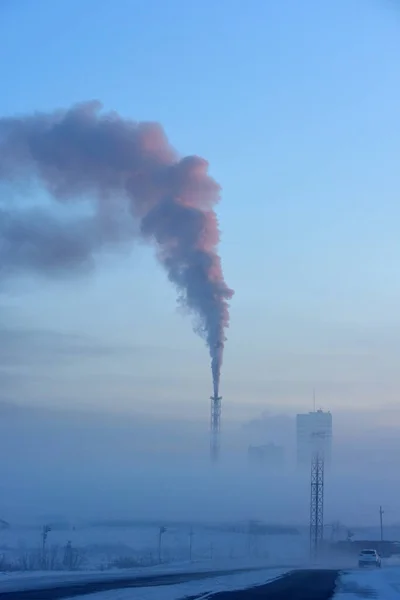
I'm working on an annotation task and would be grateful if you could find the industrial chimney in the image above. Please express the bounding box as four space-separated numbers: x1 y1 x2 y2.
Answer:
210 394 222 462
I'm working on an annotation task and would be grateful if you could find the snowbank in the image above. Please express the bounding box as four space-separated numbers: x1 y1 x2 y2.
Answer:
334 565 400 599
0 559 293 593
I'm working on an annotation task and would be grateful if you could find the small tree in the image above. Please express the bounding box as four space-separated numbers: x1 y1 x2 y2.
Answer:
63 541 73 570
49 545 59 571
41 525 51 569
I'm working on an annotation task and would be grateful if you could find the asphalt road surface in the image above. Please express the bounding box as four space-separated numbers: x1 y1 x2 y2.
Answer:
0 568 340 600
190 570 340 600
0 566 286 600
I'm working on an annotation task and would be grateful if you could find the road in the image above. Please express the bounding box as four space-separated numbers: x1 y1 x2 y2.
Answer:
0 569 340 600
0 566 289 600
190 570 339 600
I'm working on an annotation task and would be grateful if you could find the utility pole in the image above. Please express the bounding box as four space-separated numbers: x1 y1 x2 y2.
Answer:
158 526 166 563
189 527 194 562
379 506 384 542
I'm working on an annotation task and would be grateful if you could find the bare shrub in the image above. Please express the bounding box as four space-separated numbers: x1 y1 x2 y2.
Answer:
110 556 141 569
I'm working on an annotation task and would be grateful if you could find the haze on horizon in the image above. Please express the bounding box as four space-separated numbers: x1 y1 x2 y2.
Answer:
0 401 399 529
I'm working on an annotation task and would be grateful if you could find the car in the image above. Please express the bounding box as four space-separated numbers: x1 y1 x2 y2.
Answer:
358 549 382 568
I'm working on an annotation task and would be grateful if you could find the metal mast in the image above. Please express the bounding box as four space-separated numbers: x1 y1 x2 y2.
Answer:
309 432 326 558
210 395 222 462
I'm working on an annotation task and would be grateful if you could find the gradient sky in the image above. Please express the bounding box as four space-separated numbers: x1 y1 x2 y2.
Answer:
1 0 400 421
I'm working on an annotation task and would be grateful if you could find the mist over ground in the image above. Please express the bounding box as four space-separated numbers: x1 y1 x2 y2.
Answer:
1 401 399 529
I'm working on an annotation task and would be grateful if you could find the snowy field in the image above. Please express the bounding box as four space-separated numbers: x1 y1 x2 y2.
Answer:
0 521 308 574
334 562 400 599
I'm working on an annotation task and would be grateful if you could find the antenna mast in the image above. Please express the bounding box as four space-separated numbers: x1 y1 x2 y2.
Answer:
309 431 326 559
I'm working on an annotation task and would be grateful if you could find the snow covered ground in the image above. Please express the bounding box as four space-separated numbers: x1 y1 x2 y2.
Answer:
0 560 292 592
334 563 400 599
0 520 308 593
0 521 308 572
63 567 288 600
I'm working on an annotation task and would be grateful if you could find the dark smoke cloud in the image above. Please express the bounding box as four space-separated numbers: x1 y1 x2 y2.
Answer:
0 101 233 394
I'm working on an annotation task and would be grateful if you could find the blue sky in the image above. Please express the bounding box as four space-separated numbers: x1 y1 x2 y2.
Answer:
1 0 400 420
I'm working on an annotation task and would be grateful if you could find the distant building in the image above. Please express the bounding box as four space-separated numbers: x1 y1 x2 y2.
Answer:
296 410 332 466
248 443 284 468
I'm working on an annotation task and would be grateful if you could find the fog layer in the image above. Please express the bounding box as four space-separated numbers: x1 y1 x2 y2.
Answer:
1 402 399 528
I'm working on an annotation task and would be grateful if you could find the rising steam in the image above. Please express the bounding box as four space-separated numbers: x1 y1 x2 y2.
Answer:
0 102 233 394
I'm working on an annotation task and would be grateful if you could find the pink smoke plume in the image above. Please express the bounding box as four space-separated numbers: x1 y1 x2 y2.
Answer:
0 101 233 395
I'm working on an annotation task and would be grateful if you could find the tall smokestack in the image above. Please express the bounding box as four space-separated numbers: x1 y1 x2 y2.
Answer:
210 393 222 462
0 101 234 409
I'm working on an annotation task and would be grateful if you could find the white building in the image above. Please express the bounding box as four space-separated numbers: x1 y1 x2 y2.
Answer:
296 410 332 466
